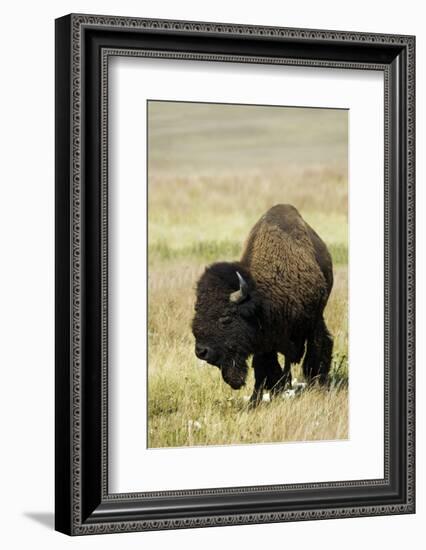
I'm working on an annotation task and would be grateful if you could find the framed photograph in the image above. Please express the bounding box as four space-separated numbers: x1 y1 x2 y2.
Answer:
55 14 415 535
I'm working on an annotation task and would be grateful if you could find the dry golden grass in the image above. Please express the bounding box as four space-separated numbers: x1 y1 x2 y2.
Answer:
147 102 348 448
148 258 348 448
148 383 348 448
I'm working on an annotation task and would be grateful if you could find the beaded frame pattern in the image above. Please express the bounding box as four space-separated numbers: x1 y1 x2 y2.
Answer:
68 14 415 535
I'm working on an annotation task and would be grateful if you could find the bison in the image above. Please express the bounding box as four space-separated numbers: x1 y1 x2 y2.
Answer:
192 204 333 404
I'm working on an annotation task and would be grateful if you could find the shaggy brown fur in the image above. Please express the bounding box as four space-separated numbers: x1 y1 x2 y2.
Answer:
192 204 333 402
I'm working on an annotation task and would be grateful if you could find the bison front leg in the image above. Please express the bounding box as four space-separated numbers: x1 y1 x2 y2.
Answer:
270 356 293 396
302 316 333 384
249 352 282 406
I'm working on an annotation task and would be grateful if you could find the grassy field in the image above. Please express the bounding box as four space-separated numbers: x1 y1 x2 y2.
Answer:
147 101 348 448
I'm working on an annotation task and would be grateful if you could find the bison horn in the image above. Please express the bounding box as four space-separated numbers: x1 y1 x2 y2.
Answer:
230 271 249 303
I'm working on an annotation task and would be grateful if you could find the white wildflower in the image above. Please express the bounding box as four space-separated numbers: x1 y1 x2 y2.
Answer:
188 419 202 430
282 389 296 399
292 379 307 394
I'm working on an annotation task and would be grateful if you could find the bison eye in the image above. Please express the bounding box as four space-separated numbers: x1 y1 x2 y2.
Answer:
219 315 232 326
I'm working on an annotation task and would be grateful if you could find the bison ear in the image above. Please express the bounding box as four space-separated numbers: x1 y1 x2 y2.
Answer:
239 289 261 320
229 271 249 304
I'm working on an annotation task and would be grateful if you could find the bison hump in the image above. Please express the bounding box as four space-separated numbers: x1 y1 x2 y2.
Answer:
240 204 330 318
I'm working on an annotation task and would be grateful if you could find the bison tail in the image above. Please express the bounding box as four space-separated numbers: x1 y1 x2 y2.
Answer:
302 317 333 384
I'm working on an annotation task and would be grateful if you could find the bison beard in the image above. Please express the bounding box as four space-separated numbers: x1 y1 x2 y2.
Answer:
192 204 334 401
220 359 249 390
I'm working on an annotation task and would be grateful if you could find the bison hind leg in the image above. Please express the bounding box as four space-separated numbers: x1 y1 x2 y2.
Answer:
302 317 333 384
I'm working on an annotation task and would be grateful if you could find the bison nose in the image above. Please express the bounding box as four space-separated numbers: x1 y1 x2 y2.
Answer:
195 344 219 365
195 343 210 360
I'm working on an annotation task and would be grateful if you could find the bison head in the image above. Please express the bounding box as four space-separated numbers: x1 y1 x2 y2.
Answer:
192 262 261 390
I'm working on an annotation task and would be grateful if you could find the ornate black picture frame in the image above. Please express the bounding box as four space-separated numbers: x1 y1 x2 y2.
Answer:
55 14 415 535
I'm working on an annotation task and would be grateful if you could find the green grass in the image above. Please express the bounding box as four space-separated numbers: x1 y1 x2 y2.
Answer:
149 239 241 263
149 239 347 265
